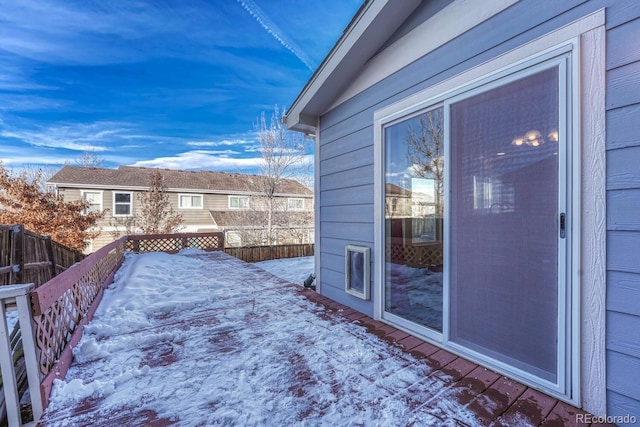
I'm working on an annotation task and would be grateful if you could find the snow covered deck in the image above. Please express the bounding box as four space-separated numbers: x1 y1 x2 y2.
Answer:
39 251 600 426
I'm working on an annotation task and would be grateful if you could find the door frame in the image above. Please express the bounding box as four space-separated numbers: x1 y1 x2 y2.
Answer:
372 10 606 410
443 57 570 396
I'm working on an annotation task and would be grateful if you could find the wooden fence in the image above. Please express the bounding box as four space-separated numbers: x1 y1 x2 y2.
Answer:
0 225 85 287
224 243 314 263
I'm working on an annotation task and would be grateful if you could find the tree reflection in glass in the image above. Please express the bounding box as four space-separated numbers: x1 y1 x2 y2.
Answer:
384 107 444 332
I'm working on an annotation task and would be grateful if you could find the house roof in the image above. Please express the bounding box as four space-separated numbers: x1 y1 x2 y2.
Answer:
283 0 518 134
48 165 313 196
283 0 421 133
210 210 313 228
385 183 411 196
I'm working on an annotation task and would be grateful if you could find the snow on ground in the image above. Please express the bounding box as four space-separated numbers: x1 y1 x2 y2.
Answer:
43 250 483 426
254 255 314 286
386 263 443 331
6 309 18 331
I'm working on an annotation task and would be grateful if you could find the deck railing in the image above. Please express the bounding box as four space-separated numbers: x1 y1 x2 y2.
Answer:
127 231 224 254
0 284 40 427
0 232 224 427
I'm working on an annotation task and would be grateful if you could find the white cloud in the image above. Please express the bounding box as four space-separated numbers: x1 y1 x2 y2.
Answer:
0 1 214 66
0 65 57 91
0 144 68 167
131 150 264 172
236 0 315 71
186 138 251 148
0 93 69 112
0 121 133 151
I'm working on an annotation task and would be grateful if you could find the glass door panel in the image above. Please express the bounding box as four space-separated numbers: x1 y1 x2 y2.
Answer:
449 67 560 381
384 107 444 332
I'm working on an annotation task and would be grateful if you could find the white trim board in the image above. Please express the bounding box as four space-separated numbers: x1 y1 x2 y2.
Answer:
373 10 604 120
578 24 606 417
331 0 519 111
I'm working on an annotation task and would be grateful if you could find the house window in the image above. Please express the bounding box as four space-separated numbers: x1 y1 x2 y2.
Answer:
179 194 203 209
288 198 304 211
229 195 249 209
113 192 133 216
81 190 102 214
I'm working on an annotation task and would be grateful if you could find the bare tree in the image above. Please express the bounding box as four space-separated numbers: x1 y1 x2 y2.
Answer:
12 149 103 193
406 108 444 217
73 149 104 167
282 206 314 244
110 169 183 237
14 164 59 193
136 170 183 234
246 105 311 246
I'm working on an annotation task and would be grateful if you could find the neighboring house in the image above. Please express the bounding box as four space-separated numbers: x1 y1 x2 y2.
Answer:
48 165 313 251
210 210 314 247
285 0 639 422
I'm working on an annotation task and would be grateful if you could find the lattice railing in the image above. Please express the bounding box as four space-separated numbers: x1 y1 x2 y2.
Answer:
29 237 127 407
386 243 406 264
126 232 224 254
32 250 120 375
386 242 443 267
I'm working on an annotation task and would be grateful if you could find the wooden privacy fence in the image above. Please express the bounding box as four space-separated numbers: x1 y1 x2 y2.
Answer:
224 243 314 263
0 225 85 287
0 231 224 427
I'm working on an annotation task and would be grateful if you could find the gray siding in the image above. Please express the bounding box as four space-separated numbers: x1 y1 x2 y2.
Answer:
605 5 640 420
316 0 640 418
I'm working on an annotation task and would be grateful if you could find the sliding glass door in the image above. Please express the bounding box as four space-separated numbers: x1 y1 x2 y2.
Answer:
382 60 568 390
448 67 561 383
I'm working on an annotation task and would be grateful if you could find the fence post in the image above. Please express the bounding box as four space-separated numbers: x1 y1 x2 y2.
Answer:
0 302 21 426
0 283 37 427
15 286 44 422
13 225 24 285
44 235 57 279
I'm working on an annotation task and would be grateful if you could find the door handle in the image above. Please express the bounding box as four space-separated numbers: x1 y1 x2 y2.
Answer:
560 213 566 239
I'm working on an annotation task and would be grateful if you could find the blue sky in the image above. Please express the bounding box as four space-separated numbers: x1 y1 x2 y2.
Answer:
0 0 362 174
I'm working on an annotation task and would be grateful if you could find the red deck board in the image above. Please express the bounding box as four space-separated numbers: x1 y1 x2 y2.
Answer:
40 259 608 427
397 335 424 351
440 357 477 382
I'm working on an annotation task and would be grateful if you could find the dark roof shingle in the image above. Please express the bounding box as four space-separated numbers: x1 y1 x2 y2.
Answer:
210 210 313 227
48 165 312 196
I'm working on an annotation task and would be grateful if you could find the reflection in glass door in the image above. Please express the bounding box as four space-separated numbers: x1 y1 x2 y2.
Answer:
384 107 444 332
449 67 561 382
382 63 566 387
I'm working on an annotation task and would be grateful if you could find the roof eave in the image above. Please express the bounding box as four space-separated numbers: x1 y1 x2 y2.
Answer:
284 0 421 134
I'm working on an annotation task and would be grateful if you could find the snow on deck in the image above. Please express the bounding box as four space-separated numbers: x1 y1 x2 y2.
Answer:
39 250 587 426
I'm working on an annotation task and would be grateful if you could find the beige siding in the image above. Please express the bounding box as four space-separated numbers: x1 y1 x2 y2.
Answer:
206 194 233 210
59 185 313 252
86 231 116 253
